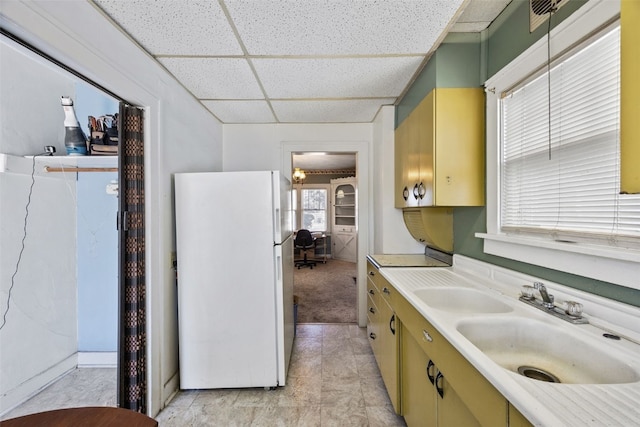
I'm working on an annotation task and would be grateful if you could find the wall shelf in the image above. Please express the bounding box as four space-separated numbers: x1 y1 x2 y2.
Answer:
1 153 117 177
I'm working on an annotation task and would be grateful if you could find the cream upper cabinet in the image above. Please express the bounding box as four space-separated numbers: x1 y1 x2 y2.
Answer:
394 88 485 208
621 0 640 194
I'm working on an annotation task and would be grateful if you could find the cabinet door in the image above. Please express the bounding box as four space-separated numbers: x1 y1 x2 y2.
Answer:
394 119 410 208
401 323 436 427
378 298 400 413
433 88 485 206
406 108 421 207
416 90 435 206
437 371 481 427
508 403 533 427
333 231 356 262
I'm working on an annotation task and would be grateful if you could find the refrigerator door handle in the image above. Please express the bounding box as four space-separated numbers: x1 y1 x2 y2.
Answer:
276 255 282 281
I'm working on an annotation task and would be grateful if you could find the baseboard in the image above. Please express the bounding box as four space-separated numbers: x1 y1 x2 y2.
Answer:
162 371 180 409
0 353 77 416
77 352 117 368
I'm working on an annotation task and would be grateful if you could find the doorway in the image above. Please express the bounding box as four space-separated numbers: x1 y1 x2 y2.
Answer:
0 32 146 418
291 152 358 324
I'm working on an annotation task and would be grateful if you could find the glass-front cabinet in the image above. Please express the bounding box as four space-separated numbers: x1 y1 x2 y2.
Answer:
331 177 357 263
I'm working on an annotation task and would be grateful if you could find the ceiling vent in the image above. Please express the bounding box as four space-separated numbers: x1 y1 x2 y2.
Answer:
530 0 569 32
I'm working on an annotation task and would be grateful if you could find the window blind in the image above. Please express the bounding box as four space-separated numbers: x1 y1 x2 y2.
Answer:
500 24 640 248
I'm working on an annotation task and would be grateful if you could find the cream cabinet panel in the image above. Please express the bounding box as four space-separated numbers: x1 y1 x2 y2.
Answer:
401 323 437 427
366 262 400 413
621 0 640 193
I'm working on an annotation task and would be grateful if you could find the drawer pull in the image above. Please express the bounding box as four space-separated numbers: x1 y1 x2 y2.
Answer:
427 360 435 384
389 314 396 335
369 307 376 314
382 287 391 295
435 372 444 398
369 332 377 340
422 330 433 342
369 271 375 276
368 289 375 295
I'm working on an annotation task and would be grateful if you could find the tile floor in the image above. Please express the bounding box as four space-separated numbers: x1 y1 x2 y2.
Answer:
2 324 406 426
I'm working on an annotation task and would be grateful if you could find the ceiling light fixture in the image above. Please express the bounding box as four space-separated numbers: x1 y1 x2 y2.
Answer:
292 167 306 184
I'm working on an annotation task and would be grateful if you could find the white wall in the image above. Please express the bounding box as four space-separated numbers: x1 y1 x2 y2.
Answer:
223 119 423 325
1 0 223 416
0 38 79 415
371 106 424 254
0 161 78 414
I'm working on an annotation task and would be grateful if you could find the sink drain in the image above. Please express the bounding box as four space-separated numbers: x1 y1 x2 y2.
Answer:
517 366 561 383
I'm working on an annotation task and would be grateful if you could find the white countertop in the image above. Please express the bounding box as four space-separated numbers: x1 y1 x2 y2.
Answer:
378 256 640 427
367 254 449 268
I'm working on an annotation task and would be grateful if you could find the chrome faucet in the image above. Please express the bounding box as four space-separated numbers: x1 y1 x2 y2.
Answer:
534 282 554 309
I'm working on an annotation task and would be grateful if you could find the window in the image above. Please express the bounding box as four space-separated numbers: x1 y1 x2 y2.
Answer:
300 188 328 232
500 24 640 248
480 0 640 289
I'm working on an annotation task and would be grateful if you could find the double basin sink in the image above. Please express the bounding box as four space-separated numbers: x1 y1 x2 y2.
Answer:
412 287 639 385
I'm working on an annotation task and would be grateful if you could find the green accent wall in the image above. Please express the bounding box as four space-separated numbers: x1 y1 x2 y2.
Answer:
396 0 640 308
396 33 481 126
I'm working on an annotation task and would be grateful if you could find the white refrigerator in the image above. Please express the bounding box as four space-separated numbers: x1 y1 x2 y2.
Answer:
174 171 295 389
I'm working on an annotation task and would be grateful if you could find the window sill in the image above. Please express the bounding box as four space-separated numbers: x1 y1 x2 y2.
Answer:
475 232 640 290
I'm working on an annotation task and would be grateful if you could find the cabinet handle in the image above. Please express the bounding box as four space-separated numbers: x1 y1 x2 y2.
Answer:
427 360 435 385
369 307 376 314
369 271 375 276
418 182 426 199
369 332 377 340
435 372 444 398
413 183 419 199
389 314 396 335
422 330 433 342
382 287 391 295
368 289 375 295
403 186 409 201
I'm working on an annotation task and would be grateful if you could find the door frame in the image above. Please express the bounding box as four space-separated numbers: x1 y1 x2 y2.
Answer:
282 142 369 327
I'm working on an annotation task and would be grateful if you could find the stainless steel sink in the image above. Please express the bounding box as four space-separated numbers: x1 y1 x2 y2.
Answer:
457 317 640 384
413 287 514 314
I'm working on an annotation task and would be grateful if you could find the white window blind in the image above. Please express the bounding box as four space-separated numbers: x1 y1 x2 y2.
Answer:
500 24 640 248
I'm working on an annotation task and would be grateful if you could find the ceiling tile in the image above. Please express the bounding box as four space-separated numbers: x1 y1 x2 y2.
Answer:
159 58 263 99
225 0 465 55
202 100 275 123
253 57 424 99
95 0 243 56
271 99 396 123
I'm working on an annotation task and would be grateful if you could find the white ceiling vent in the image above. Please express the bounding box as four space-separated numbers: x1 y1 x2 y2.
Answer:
530 0 569 32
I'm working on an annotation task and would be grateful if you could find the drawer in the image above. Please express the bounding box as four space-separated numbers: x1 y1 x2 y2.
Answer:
367 277 381 307
394 293 443 361
367 265 396 306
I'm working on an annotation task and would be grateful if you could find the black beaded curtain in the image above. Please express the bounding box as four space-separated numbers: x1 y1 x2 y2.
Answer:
117 103 147 413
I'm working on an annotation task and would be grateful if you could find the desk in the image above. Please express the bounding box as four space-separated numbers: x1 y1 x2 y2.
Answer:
311 233 328 263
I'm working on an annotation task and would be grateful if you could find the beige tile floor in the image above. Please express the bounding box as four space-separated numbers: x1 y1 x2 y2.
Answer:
2 324 406 426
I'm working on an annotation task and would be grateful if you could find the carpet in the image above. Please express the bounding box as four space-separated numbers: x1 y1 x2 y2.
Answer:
293 258 357 324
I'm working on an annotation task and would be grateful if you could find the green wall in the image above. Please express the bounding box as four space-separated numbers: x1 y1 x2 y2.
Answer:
396 33 481 126
396 0 640 307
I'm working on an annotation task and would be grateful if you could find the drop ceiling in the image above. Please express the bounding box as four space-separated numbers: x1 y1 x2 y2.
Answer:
93 0 511 125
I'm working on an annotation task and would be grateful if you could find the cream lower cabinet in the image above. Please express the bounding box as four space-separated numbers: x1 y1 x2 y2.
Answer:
366 260 531 427
366 265 400 412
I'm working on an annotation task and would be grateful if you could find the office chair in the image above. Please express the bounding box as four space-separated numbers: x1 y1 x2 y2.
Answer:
294 229 317 269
